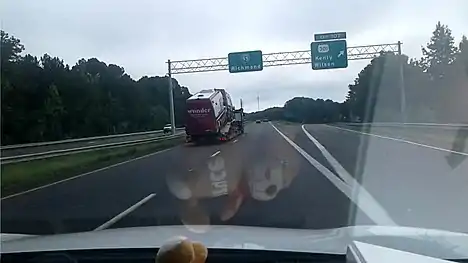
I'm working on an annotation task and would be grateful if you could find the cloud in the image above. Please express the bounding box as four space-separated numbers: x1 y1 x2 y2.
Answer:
2 0 467 110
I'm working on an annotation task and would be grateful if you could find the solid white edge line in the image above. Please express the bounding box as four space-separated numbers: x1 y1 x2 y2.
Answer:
210 150 221 157
1 148 173 200
269 124 351 195
301 125 352 183
327 125 468 156
301 125 397 226
270 123 396 226
94 193 156 231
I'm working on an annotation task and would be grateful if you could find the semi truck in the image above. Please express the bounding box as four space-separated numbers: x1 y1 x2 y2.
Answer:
185 89 244 143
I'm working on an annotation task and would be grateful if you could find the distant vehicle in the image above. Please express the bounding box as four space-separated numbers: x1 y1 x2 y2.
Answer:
256 120 261 123
163 124 172 134
185 89 244 143
262 119 269 122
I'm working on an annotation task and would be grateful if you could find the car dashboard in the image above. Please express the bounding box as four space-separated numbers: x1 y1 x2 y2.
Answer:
1 248 345 263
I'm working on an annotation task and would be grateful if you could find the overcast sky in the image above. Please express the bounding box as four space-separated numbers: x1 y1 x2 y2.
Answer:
2 0 467 112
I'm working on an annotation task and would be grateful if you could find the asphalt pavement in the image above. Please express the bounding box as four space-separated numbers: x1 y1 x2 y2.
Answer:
2 122 467 235
301 124 468 233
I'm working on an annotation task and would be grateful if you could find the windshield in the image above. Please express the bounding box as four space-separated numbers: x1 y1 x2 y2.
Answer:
1 0 467 260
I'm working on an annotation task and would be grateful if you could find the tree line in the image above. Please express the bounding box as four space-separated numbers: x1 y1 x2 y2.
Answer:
249 22 467 124
1 31 192 145
2 22 467 145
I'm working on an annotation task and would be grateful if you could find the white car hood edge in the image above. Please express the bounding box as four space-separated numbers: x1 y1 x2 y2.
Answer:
2 225 468 259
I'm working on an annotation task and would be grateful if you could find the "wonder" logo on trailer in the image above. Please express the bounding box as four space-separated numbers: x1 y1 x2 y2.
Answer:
188 108 211 114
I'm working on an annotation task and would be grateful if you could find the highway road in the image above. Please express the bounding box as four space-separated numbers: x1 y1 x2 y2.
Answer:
2 122 467 235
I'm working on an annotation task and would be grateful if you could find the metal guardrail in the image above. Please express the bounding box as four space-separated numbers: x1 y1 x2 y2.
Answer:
1 128 185 150
1 133 185 165
338 122 468 128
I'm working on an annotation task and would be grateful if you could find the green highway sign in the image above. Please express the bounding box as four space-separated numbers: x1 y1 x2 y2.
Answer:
311 40 348 70
228 50 263 73
314 32 346 41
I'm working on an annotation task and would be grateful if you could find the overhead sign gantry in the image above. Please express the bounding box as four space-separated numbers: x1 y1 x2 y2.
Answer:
165 32 404 132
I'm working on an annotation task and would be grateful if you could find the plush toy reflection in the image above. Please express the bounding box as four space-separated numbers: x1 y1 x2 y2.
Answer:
156 236 208 263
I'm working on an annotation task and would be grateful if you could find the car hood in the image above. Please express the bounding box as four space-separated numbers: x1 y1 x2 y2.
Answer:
2 225 468 259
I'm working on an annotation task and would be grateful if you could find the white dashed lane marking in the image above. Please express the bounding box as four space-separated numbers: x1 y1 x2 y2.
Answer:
210 150 221 157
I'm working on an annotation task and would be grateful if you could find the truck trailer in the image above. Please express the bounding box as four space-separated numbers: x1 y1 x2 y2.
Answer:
185 89 244 143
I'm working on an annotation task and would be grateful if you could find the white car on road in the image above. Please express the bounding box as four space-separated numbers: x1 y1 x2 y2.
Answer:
163 124 172 134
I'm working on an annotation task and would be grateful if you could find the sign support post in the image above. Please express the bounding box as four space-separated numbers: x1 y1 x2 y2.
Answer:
167 59 176 134
397 41 407 123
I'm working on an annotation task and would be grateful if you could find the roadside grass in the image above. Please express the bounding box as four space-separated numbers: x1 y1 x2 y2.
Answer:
1 138 184 197
367 127 465 152
332 124 464 152
370 127 456 143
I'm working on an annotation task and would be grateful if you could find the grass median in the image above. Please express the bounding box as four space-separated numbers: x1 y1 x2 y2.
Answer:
1 137 184 197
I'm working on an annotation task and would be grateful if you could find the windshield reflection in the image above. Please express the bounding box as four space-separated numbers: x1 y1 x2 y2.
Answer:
165 128 302 232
